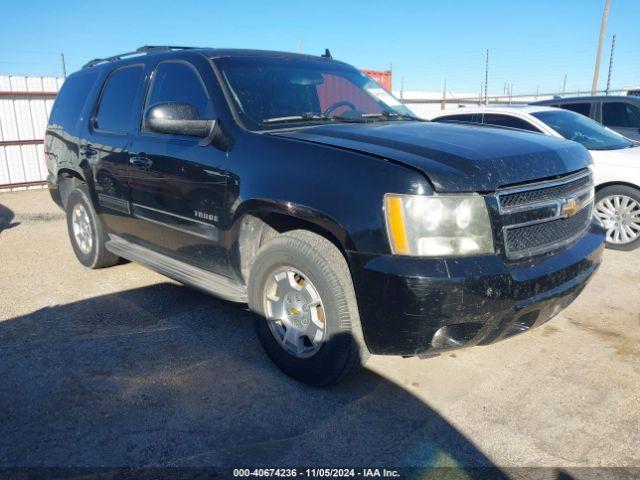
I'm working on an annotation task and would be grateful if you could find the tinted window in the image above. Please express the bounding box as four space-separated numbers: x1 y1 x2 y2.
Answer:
435 114 478 123
145 62 213 121
482 114 540 132
95 65 144 132
531 109 632 150
48 71 98 131
627 103 640 127
560 102 591 116
603 102 640 128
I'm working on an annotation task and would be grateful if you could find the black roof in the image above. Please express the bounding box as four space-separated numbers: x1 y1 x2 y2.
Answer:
82 45 342 69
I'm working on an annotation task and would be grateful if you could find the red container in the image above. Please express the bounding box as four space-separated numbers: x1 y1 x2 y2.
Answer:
361 70 392 91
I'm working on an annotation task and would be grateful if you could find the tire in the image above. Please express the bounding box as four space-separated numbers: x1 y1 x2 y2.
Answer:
65 186 120 268
594 185 640 251
248 230 369 386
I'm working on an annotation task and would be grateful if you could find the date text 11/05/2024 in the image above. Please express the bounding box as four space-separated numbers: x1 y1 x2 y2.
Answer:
233 468 401 477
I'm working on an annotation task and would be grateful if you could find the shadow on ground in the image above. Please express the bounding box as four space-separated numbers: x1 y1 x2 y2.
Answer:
0 203 19 234
0 281 506 475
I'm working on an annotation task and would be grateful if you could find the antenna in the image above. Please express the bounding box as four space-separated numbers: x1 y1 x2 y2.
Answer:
321 49 332 59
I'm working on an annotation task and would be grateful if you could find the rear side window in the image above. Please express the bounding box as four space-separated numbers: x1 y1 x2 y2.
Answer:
603 102 640 128
145 61 213 120
482 114 540 132
48 71 98 131
95 65 144 133
435 113 478 123
560 103 591 117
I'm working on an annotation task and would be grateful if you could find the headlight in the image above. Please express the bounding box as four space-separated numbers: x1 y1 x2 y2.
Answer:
384 193 494 256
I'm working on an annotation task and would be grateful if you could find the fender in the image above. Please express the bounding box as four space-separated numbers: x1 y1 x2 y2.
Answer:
231 198 353 250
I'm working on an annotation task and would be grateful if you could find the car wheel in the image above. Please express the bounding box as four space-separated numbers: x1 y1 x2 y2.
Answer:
248 230 369 386
65 186 120 268
594 185 640 251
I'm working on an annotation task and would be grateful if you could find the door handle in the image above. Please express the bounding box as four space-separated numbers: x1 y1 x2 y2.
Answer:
80 145 97 157
129 156 153 168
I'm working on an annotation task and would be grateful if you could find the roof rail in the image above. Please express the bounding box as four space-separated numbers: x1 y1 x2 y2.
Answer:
82 45 197 69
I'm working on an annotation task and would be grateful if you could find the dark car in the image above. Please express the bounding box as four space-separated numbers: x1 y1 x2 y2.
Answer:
532 95 640 141
45 46 605 385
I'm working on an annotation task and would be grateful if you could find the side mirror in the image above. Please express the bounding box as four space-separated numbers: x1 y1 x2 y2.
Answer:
144 102 214 138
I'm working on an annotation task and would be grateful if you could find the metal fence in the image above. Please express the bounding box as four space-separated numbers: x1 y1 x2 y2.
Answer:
0 75 63 190
400 88 634 118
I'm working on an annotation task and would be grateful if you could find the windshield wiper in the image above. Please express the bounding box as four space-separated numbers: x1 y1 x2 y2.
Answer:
262 113 331 125
359 111 423 121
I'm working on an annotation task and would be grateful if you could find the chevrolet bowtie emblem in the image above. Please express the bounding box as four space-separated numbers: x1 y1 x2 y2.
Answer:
290 308 301 315
561 197 580 217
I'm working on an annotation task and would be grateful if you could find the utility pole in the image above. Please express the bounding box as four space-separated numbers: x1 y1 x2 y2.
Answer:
562 74 567 95
299 39 304 53
536 85 539 100
441 79 447 110
484 49 489 105
591 0 611 95
606 34 616 95
60 53 67 78
400 76 404 101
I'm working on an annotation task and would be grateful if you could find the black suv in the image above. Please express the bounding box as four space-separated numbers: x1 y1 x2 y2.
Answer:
532 95 640 141
46 46 605 385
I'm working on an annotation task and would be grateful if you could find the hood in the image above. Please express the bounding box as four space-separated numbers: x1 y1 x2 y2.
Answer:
274 121 592 192
590 145 640 168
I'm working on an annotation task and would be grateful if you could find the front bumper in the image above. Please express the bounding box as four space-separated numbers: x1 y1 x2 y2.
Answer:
348 222 605 356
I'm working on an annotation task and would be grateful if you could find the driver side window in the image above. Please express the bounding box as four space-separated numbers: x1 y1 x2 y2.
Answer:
144 61 214 133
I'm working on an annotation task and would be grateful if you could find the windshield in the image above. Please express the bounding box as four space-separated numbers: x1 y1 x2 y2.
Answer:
213 56 417 130
531 109 633 150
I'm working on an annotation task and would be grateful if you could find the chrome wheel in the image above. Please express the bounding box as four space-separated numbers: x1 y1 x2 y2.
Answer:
71 203 93 255
263 267 326 358
594 194 640 245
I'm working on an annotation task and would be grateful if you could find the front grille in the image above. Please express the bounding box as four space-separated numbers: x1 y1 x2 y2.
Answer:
505 206 592 256
499 173 592 210
497 170 594 259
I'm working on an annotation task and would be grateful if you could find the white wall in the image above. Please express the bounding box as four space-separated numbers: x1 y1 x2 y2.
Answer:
0 76 63 188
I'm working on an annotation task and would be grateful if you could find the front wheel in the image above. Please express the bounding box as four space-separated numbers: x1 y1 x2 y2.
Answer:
594 185 640 251
248 230 369 386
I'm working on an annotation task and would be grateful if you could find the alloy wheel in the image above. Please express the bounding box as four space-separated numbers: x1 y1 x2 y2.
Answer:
594 194 640 245
71 203 93 254
263 267 326 358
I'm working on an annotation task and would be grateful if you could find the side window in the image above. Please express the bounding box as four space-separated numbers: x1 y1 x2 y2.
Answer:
482 114 540 132
560 103 591 117
435 114 478 123
95 65 144 132
602 102 629 127
48 71 98 131
145 62 213 124
624 103 640 128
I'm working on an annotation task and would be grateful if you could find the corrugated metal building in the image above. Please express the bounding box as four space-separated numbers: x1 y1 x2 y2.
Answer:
0 76 64 190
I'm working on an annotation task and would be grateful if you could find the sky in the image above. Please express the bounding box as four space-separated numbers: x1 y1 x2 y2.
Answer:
0 0 638 95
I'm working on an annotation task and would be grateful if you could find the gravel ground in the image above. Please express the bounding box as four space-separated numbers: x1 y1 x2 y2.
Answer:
0 189 639 476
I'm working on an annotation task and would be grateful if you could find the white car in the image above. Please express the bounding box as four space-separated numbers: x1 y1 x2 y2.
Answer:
430 106 640 250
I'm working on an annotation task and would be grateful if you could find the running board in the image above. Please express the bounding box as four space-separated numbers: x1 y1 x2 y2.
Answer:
106 235 247 303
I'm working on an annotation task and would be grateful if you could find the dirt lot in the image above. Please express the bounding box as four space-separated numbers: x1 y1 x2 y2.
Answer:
0 189 639 475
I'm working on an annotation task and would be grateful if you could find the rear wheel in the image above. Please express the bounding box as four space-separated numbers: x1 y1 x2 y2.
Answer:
248 230 368 386
594 185 640 251
65 186 120 268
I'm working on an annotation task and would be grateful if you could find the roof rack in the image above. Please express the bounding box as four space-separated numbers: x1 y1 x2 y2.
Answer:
82 45 197 69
